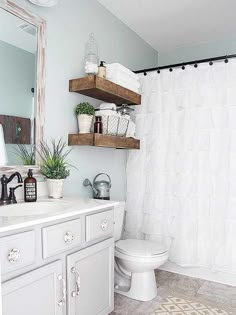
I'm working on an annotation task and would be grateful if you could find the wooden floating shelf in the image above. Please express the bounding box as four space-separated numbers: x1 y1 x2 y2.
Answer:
68 134 140 150
69 75 141 105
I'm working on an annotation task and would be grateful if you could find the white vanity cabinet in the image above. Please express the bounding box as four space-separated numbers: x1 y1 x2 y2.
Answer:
0 205 115 315
67 238 114 315
2 260 64 315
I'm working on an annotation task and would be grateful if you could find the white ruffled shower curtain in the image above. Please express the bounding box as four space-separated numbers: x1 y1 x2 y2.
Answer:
126 60 236 274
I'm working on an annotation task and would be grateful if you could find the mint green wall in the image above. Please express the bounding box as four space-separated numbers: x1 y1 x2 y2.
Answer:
0 40 35 118
0 40 35 165
158 37 236 66
12 0 158 200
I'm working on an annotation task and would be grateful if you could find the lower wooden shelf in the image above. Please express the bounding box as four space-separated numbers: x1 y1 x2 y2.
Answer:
68 133 140 150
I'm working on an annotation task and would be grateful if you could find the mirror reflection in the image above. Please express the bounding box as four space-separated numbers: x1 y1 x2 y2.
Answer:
0 8 37 166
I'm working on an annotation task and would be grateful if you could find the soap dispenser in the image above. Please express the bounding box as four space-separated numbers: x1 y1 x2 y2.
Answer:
24 169 37 202
98 61 106 79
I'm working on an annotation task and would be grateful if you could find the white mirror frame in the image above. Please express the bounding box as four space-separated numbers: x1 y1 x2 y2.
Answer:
0 0 46 175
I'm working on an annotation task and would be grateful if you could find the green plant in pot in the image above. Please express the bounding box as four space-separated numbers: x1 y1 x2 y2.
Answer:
75 102 95 133
37 139 72 199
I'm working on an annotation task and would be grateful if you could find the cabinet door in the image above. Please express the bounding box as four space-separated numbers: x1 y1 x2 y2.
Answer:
67 238 114 315
2 261 65 315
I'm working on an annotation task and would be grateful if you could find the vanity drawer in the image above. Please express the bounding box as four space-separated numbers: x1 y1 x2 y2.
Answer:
0 231 35 274
42 218 82 258
86 209 114 242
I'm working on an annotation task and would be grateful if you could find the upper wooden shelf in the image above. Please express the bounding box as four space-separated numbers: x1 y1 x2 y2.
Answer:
69 75 141 105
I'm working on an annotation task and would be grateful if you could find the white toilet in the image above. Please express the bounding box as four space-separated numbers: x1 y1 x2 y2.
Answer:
114 203 169 302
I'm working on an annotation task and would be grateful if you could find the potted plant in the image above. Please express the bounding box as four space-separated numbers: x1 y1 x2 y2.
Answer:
75 102 95 133
38 139 72 199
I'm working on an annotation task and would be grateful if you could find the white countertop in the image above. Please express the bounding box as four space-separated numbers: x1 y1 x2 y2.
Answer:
0 197 120 233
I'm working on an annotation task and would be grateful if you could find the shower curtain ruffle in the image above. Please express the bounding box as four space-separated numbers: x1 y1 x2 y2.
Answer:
126 61 236 274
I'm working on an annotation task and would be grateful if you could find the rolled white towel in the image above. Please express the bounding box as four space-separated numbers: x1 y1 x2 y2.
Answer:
0 124 8 165
99 103 117 111
96 109 118 116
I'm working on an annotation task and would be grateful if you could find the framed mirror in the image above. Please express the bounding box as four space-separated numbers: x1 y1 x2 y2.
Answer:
0 0 45 173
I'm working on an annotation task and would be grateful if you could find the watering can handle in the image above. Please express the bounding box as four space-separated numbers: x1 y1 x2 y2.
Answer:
93 173 111 188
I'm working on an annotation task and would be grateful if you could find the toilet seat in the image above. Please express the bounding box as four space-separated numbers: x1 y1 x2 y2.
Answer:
115 239 168 258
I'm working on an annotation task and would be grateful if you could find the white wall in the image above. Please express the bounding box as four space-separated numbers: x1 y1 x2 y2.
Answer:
11 0 158 200
158 36 236 66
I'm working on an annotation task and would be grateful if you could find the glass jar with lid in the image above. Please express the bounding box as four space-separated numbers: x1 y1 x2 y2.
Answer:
84 33 99 75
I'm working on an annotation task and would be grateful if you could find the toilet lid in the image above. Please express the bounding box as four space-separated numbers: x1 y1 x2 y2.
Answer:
115 239 168 257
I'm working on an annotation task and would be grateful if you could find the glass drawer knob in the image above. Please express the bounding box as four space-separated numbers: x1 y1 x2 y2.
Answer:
101 220 108 231
8 248 20 263
64 232 74 244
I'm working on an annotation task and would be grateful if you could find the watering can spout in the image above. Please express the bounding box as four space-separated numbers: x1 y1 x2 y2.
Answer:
83 178 98 196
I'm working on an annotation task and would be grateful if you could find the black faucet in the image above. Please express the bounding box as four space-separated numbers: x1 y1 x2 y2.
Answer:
0 172 23 205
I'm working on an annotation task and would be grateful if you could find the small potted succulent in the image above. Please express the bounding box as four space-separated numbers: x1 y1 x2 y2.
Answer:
38 139 72 199
75 102 95 133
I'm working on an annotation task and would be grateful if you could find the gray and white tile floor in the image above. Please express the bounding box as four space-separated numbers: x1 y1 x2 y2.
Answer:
111 270 236 315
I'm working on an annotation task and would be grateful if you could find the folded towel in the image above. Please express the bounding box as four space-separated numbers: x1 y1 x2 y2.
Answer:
108 77 140 93
106 72 140 89
106 63 139 81
108 78 140 93
99 103 117 111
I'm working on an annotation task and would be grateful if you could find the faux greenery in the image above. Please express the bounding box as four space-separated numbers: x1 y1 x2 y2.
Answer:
37 139 72 179
14 144 35 165
75 102 95 116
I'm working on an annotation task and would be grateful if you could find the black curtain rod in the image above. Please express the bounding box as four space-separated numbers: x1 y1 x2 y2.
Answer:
134 53 236 74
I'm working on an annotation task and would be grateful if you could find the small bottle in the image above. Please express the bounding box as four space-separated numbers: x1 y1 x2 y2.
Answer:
97 61 106 78
94 116 103 134
24 169 37 202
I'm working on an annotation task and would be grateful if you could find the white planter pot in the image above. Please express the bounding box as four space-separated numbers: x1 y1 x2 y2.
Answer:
47 179 64 199
77 114 93 133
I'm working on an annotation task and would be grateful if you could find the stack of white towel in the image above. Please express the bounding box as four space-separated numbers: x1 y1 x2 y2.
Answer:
106 63 140 93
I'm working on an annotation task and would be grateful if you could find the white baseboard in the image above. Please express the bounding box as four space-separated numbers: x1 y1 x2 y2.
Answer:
160 261 236 287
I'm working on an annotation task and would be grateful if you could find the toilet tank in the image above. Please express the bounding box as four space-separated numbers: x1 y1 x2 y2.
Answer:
113 202 126 241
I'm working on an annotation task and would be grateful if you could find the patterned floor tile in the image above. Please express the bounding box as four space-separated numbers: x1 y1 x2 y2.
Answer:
178 303 194 311
112 271 235 315
162 303 181 312
112 293 233 315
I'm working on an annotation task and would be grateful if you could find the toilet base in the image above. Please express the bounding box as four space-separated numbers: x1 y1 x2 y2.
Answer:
115 270 157 301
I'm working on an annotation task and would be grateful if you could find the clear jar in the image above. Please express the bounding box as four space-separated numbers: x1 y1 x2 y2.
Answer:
84 33 99 75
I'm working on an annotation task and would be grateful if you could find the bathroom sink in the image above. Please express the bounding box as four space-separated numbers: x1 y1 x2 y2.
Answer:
0 200 71 217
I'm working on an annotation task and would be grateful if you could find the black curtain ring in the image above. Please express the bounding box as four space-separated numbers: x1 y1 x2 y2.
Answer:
169 68 173 72
209 61 213 66
182 65 185 70
157 69 160 74
225 58 229 63
144 72 147 76
194 64 198 68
